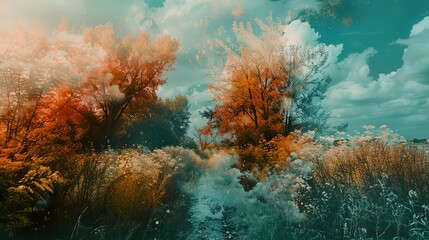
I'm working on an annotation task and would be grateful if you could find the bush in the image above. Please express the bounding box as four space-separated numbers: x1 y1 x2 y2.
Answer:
0 158 64 238
61 147 201 240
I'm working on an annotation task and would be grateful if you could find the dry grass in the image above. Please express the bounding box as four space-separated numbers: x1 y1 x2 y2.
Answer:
316 141 429 200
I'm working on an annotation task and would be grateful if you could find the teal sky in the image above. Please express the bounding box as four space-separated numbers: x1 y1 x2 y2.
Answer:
311 0 429 76
1 0 428 138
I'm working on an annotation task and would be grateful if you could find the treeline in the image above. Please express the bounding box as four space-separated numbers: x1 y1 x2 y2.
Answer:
0 22 194 153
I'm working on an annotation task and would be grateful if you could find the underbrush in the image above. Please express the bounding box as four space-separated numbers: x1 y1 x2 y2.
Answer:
1 147 202 239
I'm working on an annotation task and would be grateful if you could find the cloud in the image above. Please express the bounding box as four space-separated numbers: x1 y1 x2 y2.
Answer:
0 0 140 34
282 19 321 46
281 19 344 84
129 0 334 81
395 17 429 86
323 16 429 138
410 16 429 37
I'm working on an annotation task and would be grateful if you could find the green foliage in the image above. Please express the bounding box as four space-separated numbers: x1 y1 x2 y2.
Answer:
2 163 64 236
303 175 429 240
122 96 191 150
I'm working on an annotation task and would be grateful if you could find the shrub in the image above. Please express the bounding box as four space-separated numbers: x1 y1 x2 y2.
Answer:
57 147 201 240
0 159 64 237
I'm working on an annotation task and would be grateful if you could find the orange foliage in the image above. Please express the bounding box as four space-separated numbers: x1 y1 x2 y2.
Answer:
74 24 179 146
203 18 333 149
0 22 179 153
235 130 316 178
208 21 286 140
265 132 310 165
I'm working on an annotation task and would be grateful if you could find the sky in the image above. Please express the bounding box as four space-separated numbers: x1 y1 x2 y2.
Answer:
0 0 428 139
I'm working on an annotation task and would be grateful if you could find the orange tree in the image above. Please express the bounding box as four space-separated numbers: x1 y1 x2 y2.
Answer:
202 18 344 146
73 24 179 149
200 18 345 170
201 20 286 147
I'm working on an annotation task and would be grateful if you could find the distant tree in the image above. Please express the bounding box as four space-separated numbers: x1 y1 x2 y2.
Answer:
122 95 191 150
201 18 345 146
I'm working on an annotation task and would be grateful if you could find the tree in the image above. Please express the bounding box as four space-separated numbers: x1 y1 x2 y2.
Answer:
73 24 179 148
281 45 348 135
0 24 84 156
121 95 191 150
0 25 50 149
201 18 344 147
0 23 104 155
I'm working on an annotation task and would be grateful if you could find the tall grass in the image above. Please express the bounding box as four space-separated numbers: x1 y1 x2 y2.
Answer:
305 140 429 239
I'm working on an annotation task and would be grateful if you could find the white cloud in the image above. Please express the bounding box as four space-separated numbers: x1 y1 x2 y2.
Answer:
410 16 429 37
396 18 429 85
323 16 429 138
282 19 320 47
280 19 343 85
